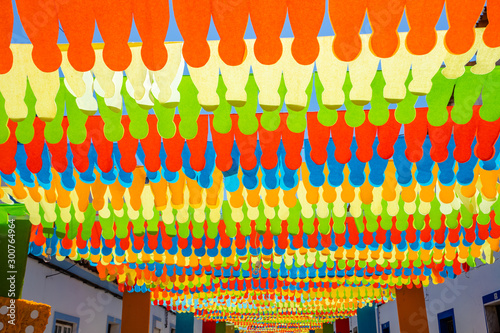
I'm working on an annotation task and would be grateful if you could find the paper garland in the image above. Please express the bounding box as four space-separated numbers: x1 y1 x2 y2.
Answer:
2 1 500 331
2 114 500 210
2 1 498 72
1 29 500 127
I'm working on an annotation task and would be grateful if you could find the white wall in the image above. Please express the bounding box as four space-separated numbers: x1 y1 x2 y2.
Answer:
377 257 500 333
377 298 400 333
25 254 500 333
21 257 181 333
350 315 358 332
194 316 203 333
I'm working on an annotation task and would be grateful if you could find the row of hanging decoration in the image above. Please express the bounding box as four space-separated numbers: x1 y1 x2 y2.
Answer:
24 193 500 280
202 319 327 333
3 126 500 322
4 158 500 281
1 0 499 73
2 110 500 196
196 313 336 332
2 1 500 331
2 97 500 328
1 28 500 130
232 323 324 333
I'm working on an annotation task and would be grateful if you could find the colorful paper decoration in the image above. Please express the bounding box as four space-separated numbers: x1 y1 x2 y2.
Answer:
2 1 500 331
5 1 494 69
1 29 499 126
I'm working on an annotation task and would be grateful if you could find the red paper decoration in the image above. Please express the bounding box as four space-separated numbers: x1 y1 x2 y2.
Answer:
141 116 162 172
118 117 139 173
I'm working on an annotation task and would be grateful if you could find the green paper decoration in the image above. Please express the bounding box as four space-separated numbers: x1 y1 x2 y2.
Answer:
315 73 338 127
213 76 232 135
66 90 89 144
0 91 10 144
344 73 366 128
369 71 391 126
452 67 485 124
177 76 201 140
235 75 259 135
426 69 456 126
123 80 150 140
97 95 124 142
480 67 500 122
44 79 66 144
16 80 36 144
395 73 419 125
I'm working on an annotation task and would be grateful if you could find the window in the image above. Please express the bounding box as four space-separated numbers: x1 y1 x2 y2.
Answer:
496 305 500 332
439 316 455 333
55 320 74 333
107 315 121 333
381 322 390 333
52 312 79 333
152 315 162 333
483 290 500 333
438 309 456 333
107 322 120 333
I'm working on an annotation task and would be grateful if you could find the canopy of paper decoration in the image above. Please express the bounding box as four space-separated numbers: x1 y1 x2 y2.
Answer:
1 0 500 331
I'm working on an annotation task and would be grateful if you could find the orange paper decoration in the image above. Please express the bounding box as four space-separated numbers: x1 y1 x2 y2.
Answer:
444 0 485 55
405 0 445 55
211 0 249 66
250 0 287 65
132 0 169 71
329 0 367 62
288 0 325 65
367 0 406 58
59 0 96 71
483 0 500 48
173 0 211 68
91 0 133 71
16 0 62 72
0 0 13 74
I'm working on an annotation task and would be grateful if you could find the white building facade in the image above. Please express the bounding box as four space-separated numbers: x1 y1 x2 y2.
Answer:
377 258 500 333
19 256 204 333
